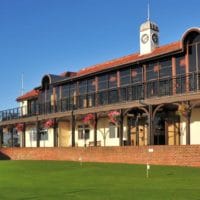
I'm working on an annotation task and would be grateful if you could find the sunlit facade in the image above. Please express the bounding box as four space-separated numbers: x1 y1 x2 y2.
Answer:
0 23 200 148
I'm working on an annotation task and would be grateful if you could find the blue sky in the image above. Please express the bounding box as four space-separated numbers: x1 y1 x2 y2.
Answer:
0 0 199 109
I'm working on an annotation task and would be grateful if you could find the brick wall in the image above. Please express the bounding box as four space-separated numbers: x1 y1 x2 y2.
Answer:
1 145 200 167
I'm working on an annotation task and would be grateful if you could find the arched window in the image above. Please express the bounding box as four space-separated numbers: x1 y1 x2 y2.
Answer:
39 75 53 111
182 29 200 92
42 76 50 90
184 31 200 72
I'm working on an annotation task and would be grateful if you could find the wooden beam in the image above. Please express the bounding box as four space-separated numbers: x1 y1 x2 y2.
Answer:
1 91 200 127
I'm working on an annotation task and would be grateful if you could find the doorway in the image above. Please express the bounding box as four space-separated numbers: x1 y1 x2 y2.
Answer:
153 108 180 145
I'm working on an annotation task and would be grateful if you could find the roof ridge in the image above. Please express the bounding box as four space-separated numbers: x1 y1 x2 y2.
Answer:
77 40 181 76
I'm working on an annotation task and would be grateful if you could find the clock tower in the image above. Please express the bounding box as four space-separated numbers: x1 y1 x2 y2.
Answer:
140 20 159 55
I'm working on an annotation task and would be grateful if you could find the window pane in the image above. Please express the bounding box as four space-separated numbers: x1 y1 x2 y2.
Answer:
109 124 116 138
131 67 143 83
70 83 77 107
198 43 200 70
108 90 118 104
189 44 197 72
159 58 172 78
62 84 70 98
29 129 37 141
78 126 84 139
70 83 77 97
78 125 90 139
176 77 186 94
108 73 117 88
55 86 60 100
146 81 158 98
46 87 53 101
88 79 96 93
176 55 186 75
78 95 87 108
98 75 108 90
78 80 87 94
40 130 48 141
85 129 90 139
97 91 108 105
146 62 159 81
187 32 200 44
120 68 130 86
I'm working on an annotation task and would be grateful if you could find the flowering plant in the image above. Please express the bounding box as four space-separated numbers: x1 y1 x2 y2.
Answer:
83 113 95 127
16 123 24 132
176 103 189 118
108 110 120 125
44 119 54 129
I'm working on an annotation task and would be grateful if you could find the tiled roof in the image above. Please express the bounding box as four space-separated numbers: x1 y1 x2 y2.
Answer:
16 41 181 102
77 41 181 77
16 89 40 102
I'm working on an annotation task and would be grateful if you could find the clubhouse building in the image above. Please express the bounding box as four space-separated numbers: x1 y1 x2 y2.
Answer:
0 19 200 148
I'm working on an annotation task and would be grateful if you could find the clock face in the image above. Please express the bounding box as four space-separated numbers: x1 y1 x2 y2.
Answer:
152 33 158 44
141 34 149 44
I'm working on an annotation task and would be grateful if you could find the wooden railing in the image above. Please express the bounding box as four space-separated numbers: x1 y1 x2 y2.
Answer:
1 72 200 121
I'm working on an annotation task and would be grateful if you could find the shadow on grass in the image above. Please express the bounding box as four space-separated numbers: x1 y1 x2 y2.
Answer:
0 151 10 160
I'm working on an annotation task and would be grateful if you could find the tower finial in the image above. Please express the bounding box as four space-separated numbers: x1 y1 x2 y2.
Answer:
147 0 150 21
21 73 24 95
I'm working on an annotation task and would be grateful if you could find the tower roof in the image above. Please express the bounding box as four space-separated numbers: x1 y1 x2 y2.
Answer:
140 20 159 32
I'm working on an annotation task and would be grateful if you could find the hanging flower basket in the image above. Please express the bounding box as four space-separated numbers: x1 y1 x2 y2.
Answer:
83 113 95 127
176 103 189 118
16 123 24 132
44 119 54 129
108 110 120 125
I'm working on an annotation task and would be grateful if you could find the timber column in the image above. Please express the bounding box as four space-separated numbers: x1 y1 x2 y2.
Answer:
22 123 26 147
36 120 40 147
53 118 58 147
94 113 98 146
0 127 3 147
148 105 153 145
71 110 76 147
119 109 124 146
10 127 14 147
186 102 191 145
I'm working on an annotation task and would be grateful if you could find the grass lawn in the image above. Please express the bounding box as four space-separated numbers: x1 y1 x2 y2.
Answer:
0 161 199 200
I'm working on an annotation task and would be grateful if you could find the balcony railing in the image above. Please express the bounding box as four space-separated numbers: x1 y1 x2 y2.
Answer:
1 72 200 121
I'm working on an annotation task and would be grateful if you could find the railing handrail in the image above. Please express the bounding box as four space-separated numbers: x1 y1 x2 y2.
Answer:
0 72 200 121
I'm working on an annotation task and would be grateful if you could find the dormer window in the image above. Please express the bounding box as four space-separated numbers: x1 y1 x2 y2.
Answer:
42 76 50 90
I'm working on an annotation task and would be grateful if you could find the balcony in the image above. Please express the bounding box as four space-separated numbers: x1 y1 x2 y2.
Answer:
1 72 200 122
